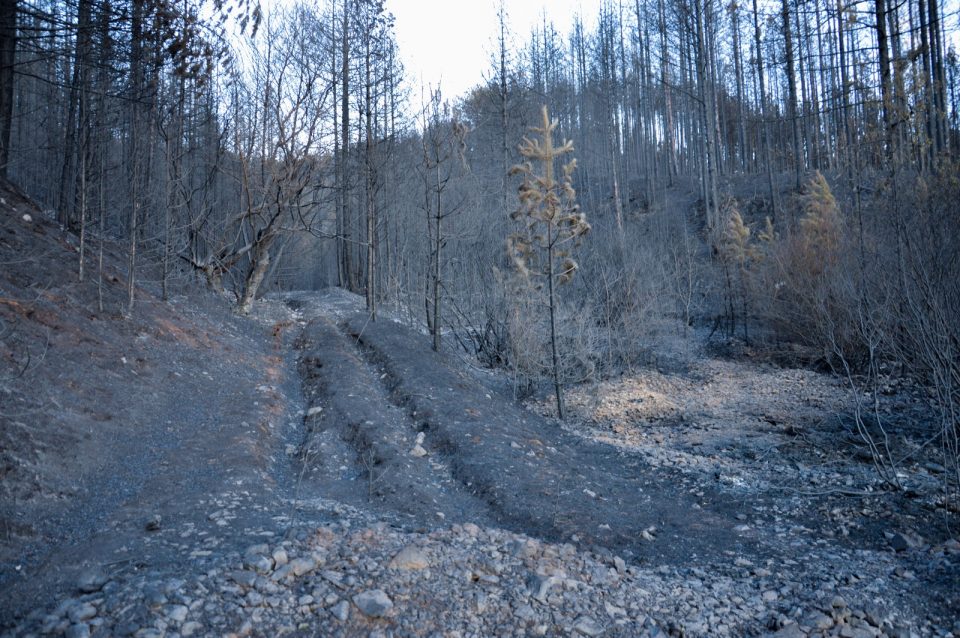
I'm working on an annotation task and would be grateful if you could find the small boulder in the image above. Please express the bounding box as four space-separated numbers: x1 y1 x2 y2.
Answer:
772 624 806 638
65 624 90 638
388 546 430 571
353 589 393 618
330 600 350 621
67 603 97 623
166 604 189 623
243 554 274 574
76 567 108 594
887 531 924 552
802 610 833 631
527 573 562 603
290 557 317 577
573 616 605 637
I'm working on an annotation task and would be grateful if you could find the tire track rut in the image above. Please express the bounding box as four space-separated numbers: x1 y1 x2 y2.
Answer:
295 316 497 529
295 302 758 566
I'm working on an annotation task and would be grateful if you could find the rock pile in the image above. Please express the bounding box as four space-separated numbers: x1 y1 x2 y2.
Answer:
11 514 948 638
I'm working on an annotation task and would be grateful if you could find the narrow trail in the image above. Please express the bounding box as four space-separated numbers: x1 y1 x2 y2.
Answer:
1 302 310 626
294 315 499 529
336 310 752 565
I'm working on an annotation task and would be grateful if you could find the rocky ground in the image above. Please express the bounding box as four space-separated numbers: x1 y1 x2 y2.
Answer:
1 184 958 637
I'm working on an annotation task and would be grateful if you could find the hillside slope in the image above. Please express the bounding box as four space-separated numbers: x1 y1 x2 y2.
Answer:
0 180 305 622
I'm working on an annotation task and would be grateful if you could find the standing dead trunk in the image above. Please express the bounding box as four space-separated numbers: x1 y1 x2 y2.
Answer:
658 0 677 182
752 0 778 219
874 0 894 161
0 0 16 179
340 0 355 291
364 33 376 319
781 0 802 189
58 0 93 228
239 236 274 315
730 1 748 171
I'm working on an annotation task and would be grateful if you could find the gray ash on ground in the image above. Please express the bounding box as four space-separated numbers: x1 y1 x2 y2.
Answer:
1 181 957 636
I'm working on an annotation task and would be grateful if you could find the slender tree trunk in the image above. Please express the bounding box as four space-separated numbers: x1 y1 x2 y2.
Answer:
546 224 563 420
0 0 15 179
731 2 748 172
332 20 344 288
59 0 93 227
753 0 778 219
658 0 676 182
364 36 376 318
341 0 354 290
874 0 894 161
887 0 906 164
927 0 947 157
781 0 802 189
837 0 854 168
498 4 510 207
803 4 823 168
694 0 719 229
78 143 87 281
432 161 441 352
127 0 144 314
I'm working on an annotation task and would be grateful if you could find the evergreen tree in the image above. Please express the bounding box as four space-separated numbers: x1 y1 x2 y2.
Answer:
509 105 590 420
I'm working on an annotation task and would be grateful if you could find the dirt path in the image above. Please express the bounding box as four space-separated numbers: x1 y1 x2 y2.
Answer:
2 285 956 636
0 290 314 625
323 309 751 564
285 290 958 630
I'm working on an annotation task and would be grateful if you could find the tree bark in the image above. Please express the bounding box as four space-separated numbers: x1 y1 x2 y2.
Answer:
0 0 16 179
752 0 778 219
340 0 354 290
874 0 894 161
781 0 802 189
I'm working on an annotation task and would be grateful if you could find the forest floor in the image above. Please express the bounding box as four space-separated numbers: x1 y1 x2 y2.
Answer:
0 181 958 637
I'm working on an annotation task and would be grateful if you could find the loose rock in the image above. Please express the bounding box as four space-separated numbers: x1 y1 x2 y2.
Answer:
353 589 393 618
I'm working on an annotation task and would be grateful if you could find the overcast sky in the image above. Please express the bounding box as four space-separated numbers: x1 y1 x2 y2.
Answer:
387 0 600 105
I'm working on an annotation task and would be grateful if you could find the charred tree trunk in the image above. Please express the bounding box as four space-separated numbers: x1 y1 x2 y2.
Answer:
0 0 16 179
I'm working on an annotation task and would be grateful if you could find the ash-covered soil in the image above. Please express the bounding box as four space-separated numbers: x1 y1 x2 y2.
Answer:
1 180 957 637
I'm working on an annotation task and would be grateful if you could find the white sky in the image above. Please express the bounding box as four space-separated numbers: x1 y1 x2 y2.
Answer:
387 0 600 104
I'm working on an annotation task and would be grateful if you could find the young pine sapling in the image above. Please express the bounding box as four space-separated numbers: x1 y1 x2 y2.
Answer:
508 105 590 420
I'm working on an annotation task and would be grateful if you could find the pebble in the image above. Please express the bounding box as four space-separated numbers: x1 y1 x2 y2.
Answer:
76 567 109 594
289 556 317 576
773 624 806 638
330 600 350 621
145 514 162 531
65 624 91 638
573 616 604 636
68 602 97 623
353 589 393 617
388 545 430 570
244 554 274 574
166 604 189 623
802 610 833 630
229 570 258 587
